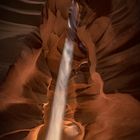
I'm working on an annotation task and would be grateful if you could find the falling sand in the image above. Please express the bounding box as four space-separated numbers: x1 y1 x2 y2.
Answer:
45 38 74 140
45 1 79 139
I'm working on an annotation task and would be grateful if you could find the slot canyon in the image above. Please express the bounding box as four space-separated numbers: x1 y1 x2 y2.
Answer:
0 0 140 140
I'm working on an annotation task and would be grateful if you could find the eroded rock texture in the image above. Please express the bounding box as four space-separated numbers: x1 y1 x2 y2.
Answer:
0 0 140 140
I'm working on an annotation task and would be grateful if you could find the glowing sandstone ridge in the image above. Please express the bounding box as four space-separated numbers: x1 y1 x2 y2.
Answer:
0 0 140 140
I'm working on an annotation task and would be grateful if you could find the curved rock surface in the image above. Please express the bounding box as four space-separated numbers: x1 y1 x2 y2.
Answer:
0 0 140 140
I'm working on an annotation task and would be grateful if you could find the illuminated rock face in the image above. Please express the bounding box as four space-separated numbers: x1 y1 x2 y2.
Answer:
0 0 140 140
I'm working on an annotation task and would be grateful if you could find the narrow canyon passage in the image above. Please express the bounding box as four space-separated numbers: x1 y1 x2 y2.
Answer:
0 0 140 140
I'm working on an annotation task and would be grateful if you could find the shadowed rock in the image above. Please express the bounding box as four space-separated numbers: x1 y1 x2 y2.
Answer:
0 0 140 140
